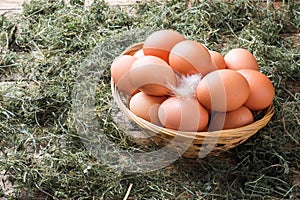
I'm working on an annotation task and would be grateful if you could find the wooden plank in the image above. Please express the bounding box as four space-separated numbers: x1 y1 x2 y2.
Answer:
0 81 39 103
0 0 31 15
106 0 138 6
0 0 138 15
0 0 24 10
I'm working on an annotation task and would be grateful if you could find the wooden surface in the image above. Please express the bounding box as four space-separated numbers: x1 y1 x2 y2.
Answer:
106 0 138 5
0 0 25 14
0 0 137 14
0 0 26 9
0 0 288 14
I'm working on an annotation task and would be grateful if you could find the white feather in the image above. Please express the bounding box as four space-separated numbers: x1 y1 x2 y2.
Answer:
170 73 202 98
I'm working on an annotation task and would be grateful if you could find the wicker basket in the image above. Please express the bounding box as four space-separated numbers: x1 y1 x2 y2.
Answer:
111 43 275 158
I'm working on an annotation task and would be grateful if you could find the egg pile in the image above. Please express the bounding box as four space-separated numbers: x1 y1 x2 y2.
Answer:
111 29 275 132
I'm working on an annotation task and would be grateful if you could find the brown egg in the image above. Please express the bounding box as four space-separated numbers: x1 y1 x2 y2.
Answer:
237 69 275 111
143 29 186 63
110 55 138 95
130 56 177 96
209 50 226 69
224 48 259 71
169 40 217 75
197 42 210 54
129 92 167 125
210 106 254 130
196 69 250 112
158 97 209 131
133 49 145 58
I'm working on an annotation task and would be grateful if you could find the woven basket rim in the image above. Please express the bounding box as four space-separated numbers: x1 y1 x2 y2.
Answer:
111 78 274 139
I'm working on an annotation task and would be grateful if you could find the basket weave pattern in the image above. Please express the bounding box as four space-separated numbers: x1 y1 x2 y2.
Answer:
111 43 275 158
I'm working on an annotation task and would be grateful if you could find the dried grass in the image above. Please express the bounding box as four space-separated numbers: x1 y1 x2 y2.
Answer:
0 0 299 199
